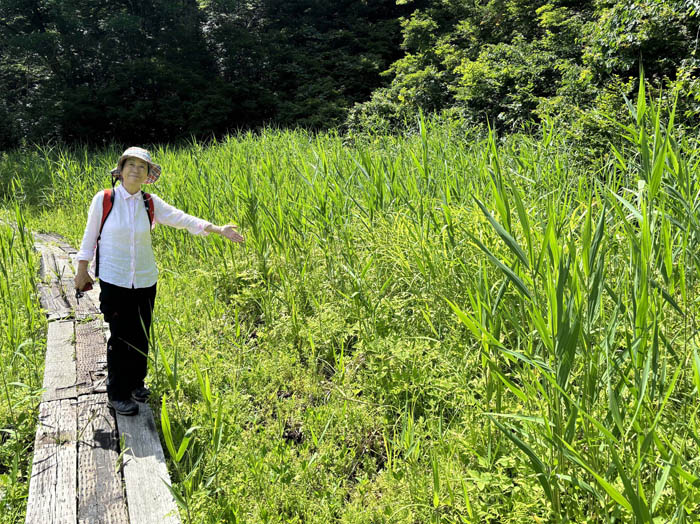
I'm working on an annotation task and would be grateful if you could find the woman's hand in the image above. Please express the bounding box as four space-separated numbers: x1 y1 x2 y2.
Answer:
74 261 94 291
207 224 244 243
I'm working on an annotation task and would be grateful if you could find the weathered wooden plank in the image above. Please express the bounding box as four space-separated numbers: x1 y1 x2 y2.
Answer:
37 248 54 282
38 282 73 321
42 320 78 402
25 398 78 524
34 232 76 254
38 279 98 320
35 232 68 245
37 282 56 307
117 405 181 524
53 256 74 280
78 394 129 524
37 247 75 281
76 320 107 395
36 243 65 281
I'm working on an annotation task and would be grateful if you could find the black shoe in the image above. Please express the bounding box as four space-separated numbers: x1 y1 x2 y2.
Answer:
131 386 151 403
108 398 139 416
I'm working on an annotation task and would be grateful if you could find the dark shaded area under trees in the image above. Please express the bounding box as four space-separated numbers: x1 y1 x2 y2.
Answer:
1 0 698 149
0 0 407 148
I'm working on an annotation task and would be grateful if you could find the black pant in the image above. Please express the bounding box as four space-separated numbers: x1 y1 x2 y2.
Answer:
99 280 157 401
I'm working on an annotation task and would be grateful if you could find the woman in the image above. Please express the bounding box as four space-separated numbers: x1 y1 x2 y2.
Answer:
74 147 244 415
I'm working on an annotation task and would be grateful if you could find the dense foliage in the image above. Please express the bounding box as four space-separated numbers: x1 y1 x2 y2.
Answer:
0 0 406 147
349 0 700 136
1 1 699 148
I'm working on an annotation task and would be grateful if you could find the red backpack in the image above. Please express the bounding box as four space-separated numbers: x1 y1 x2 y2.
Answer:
95 189 155 278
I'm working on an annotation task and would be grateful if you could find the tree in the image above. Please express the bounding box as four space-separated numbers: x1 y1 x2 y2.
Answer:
348 0 700 133
203 0 406 129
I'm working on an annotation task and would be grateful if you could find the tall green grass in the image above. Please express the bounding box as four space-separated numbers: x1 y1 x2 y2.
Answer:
0 206 45 522
451 85 700 522
0 88 698 522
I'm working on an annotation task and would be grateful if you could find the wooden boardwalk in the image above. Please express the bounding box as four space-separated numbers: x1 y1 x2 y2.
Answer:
25 233 180 524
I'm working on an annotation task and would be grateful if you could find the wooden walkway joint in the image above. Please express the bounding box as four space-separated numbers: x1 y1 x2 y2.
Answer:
25 233 180 524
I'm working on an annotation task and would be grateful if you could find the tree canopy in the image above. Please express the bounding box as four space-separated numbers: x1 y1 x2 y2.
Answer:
349 0 700 135
0 0 698 148
0 0 406 147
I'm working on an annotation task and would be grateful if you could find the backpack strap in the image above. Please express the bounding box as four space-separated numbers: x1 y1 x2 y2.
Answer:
95 189 115 278
100 189 115 232
142 192 155 228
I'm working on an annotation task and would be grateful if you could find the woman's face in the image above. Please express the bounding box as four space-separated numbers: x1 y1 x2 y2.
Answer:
121 157 149 189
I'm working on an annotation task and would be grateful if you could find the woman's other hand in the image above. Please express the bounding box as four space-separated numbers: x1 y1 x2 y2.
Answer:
207 224 245 243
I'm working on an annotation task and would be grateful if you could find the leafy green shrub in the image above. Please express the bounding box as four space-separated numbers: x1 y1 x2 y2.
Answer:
453 35 562 129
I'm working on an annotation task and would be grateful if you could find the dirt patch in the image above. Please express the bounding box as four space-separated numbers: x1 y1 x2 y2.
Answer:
283 420 304 445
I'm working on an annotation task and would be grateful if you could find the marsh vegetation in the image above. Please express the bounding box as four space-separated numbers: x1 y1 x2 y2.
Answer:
1 90 699 523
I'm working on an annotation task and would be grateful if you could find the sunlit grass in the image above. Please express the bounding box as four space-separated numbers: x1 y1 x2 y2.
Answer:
0 206 45 522
0 88 698 523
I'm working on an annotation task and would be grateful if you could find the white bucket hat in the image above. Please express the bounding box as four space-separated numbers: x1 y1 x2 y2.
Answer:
110 147 161 184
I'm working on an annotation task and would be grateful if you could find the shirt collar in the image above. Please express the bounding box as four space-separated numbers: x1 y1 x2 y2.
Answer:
116 183 142 200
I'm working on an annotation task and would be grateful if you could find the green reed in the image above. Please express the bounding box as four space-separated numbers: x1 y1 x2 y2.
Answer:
452 84 700 521
0 206 45 523
1 85 698 522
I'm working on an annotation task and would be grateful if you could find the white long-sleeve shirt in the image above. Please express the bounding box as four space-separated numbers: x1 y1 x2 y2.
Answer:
77 184 211 288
